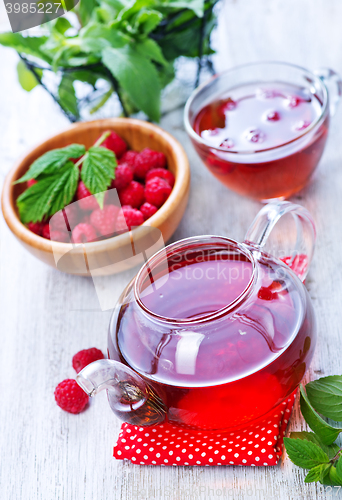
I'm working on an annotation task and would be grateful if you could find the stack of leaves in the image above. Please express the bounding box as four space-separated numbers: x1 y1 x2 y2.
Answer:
284 377 342 486
0 0 217 121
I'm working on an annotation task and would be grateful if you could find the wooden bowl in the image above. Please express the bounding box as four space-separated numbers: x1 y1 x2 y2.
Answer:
1 118 190 276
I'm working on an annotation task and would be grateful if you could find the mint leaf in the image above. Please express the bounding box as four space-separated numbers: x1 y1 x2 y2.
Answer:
52 18 73 35
300 385 342 445
135 38 168 66
320 464 334 485
102 45 161 121
0 33 51 63
304 464 327 483
80 23 128 53
330 464 342 486
283 437 330 468
81 146 116 195
306 376 342 421
58 76 79 117
336 455 342 480
290 431 340 459
16 144 86 184
134 9 163 34
17 61 41 92
17 162 79 223
164 0 205 17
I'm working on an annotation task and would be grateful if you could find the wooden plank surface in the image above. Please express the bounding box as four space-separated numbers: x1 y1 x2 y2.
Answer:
1 1 342 498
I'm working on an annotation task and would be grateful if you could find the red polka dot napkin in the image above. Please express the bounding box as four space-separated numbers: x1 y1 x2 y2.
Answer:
113 391 296 466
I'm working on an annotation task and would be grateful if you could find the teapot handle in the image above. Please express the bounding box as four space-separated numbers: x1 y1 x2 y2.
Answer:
244 201 316 281
313 68 342 116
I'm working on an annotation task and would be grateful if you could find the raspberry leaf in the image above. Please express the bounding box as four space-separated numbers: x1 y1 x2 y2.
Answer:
81 146 116 195
102 46 161 122
283 437 329 469
299 385 342 445
16 144 86 184
306 376 342 422
17 162 79 223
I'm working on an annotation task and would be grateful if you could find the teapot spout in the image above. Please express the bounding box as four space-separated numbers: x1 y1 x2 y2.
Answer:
76 359 166 426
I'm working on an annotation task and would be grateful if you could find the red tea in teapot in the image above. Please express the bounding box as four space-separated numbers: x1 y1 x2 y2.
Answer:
192 82 328 200
109 243 316 430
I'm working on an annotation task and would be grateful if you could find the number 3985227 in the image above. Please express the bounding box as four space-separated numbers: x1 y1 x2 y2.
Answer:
5 3 62 14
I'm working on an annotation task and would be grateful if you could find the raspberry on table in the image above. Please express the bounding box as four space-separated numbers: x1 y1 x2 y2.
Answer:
27 179 37 187
140 202 158 221
72 223 97 243
28 221 43 236
119 150 138 168
145 168 175 188
50 204 79 232
133 148 167 180
54 379 89 414
116 206 144 232
101 131 127 158
72 347 105 374
90 205 119 237
76 181 100 211
145 177 172 208
111 163 133 191
118 181 145 208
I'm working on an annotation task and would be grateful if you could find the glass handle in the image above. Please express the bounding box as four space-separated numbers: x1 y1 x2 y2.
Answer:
314 68 342 116
77 359 167 426
244 201 316 281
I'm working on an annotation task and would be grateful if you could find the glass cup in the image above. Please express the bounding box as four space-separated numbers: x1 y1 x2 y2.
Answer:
184 62 342 201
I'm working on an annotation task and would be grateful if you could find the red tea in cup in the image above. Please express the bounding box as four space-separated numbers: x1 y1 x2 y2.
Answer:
185 63 341 200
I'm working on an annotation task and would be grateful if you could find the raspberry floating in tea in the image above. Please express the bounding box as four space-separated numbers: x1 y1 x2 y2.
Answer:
246 128 266 144
265 110 281 122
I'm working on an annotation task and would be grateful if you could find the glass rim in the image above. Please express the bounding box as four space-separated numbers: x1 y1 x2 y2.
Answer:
183 61 329 155
134 235 257 325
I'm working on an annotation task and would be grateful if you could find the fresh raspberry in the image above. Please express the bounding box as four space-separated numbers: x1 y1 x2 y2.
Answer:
118 150 138 167
119 181 145 208
133 148 167 180
145 177 172 208
54 379 89 414
145 168 175 188
140 202 158 221
90 205 119 236
28 221 43 236
42 223 69 242
76 181 100 211
116 206 144 232
111 163 133 191
101 131 127 158
50 204 79 232
72 223 97 243
27 179 37 187
72 347 105 374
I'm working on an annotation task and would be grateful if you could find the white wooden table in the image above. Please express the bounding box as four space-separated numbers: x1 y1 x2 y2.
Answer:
1 1 342 498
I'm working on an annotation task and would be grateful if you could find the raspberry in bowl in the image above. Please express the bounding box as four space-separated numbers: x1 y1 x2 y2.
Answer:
1 119 190 276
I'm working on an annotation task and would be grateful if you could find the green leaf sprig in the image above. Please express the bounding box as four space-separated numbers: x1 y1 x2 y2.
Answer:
0 1 217 121
15 130 117 224
284 377 342 486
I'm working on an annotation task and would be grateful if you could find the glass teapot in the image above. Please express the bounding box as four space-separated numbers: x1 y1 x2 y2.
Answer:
77 201 316 432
